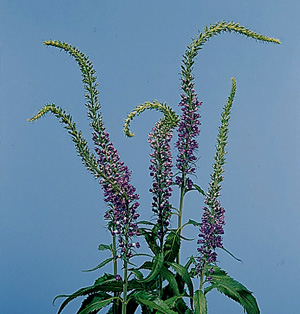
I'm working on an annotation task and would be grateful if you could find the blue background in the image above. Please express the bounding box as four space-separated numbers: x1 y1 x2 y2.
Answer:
1 1 299 313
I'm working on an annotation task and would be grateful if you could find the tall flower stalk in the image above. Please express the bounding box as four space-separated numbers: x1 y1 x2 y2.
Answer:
197 78 236 289
175 81 202 263
29 41 141 314
28 21 280 314
175 21 280 264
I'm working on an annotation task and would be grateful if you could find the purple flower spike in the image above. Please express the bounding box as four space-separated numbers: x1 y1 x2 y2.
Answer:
175 80 201 186
93 120 140 258
196 199 225 272
148 121 173 237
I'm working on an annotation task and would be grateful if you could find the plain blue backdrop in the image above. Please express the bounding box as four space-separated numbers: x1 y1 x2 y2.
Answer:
1 1 299 313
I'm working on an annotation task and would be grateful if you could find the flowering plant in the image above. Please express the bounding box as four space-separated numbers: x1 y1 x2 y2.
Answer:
29 21 280 314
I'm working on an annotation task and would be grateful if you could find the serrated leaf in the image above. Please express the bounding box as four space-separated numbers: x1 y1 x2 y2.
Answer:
54 275 118 313
142 230 160 255
194 290 207 314
134 291 177 314
83 257 113 272
139 262 180 296
160 266 180 296
98 244 112 251
163 295 185 308
164 231 180 263
76 293 112 314
77 296 118 314
139 252 164 283
204 266 260 314
166 262 193 297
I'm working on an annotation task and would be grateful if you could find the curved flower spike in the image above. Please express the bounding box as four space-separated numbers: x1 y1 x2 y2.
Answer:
123 100 179 137
44 40 103 136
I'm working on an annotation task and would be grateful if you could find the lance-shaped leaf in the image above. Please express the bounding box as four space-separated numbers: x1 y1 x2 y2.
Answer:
98 244 112 252
124 100 179 137
164 230 180 263
133 291 177 314
191 184 205 196
166 262 193 298
76 294 117 314
53 274 117 313
204 266 260 314
139 252 164 283
82 257 114 272
140 228 160 255
54 274 144 314
194 290 207 314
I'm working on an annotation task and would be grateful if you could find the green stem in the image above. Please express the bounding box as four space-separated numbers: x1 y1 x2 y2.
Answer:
199 261 207 291
122 259 128 314
177 173 186 264
122 203 130 314
112 234 119 314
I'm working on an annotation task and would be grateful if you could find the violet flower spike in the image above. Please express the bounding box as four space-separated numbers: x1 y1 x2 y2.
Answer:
148 120 173 240
93 119 140 259
175 80 202 187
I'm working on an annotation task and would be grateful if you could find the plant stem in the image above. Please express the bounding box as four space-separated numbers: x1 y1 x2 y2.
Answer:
177 173 186 264
112 234 119 314
122 258 128 314
122 204 130 314
199 261 206 291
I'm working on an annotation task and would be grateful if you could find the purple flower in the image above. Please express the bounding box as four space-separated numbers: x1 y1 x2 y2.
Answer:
175 79 201 186
148 121 173 237
196 198 225 274
93 120 140 258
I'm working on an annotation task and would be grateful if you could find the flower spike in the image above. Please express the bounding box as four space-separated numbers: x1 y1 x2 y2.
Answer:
196 78 237 275
124 100 179 137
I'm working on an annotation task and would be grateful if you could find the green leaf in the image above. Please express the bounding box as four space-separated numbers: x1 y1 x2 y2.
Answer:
142 229 160 255
77 296 118 314
184 256 196 270
204 266 260 314
184 219 201 227
54 275 119 313
137 221 156 226
139 252 164 283
192 184 206 196
82 257 113 272
98 244 112 251
160 266 180 296
163 295 186 308
221 246 243 263
166 262 194 297
164 231 180 263
138 262 180 296
133 291 177 314
130 269 144 280
194 290 207 314
76 293 114 314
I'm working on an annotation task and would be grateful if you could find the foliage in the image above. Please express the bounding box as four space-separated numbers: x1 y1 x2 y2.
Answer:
29 21 280 314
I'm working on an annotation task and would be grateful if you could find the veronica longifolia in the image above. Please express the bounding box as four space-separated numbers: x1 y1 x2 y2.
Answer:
29 21 280 314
